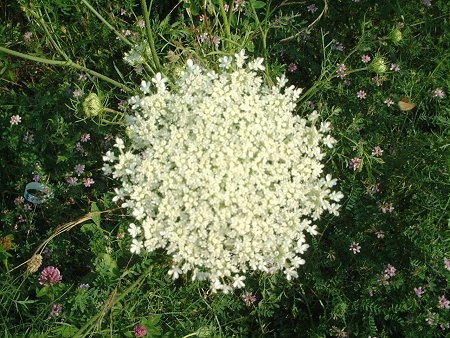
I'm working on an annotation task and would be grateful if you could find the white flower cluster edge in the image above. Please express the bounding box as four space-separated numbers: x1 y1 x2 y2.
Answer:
103 50 343 293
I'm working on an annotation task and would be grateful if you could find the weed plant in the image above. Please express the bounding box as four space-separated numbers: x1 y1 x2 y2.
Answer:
0 0 449 337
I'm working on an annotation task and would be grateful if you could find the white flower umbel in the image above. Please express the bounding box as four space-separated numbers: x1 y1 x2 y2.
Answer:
105 54 342 292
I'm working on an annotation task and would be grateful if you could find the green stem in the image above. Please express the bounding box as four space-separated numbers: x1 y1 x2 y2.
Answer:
74 264 152 337
0 47 132 92
80 0 133 47
141 0 162 73
217 0 231 50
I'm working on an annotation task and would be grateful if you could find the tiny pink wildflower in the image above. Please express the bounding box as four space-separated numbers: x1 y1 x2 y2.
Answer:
372 146 384 157
24 32 32 41
361 54 371 63
79 73 87 81
39 266 62 286
212 36 221 48
33 175 40 182
438 295 450 309
336 63 347 79
14 196 24 205
349 157 362 171
357 90 367 99
332 40 344 51
10 115 22 125
241 291 257 306
75 142 84 153
80 133 91 142
372 75 384 86
380 202 394 213
24 203 32 211
66 177 78 186
288 63 298 73
375 230 385 239
199 14 205 22
48 304 62 318
349 242 361 254
432 88 446 99
74 164 85 176
72 89 84 98
384 98 394 106
384 264 396 278
390 63 400 72
426 314 435 325
134 324 148 337
307 4 318 13
414 286 425 298
136 19 145 28
83 177 95 187
444 258 450 271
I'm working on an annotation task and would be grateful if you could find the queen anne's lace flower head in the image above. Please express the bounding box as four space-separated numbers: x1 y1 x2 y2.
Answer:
104 52 342 292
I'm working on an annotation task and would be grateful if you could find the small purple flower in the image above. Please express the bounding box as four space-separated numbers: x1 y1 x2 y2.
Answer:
444 258 450 271
134 324 148 337
24 203 32 211
38 266 62 286
66 177 78 186
336 63 347 79
75 142 84 153
372 146 383 157
349 242 361 254
414 286 425 298
357 90 367 99
241 291 257 306
18 215 26 223
332 40 344 51
361 54 371 63
14 196 24 205
80 133 91 142
375 230 385 239
390 63 400 72
10 115 22 125
23 131 34 144
83 177 95 187
349 157 362 171
384 264 396 278
33 175 41 182
372 75 384 86
438 295 450 309
48 304 62 318
24 32 33 41
73 89 84 98
212 36 221 48
74 164 85 176
380 202 394 213
288 63 298 73
136 19 145 28
432 88 446 99
426 314 435 325
384 98 394 106
307 4 318 13
79 73 87 81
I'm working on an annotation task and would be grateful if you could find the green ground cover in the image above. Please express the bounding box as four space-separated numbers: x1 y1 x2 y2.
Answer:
1 1 449 337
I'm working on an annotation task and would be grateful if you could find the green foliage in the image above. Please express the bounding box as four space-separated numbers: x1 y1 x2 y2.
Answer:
1 0 449 337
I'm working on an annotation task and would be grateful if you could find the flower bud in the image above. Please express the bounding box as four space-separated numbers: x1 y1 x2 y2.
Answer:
82 93 103 117
369 55 387 75
390 27 402 44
